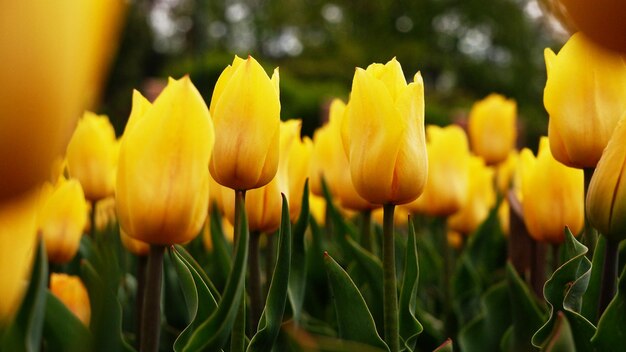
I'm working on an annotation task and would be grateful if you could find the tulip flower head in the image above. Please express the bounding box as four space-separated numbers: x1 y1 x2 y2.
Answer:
286 124 313 221
209 56 281 191
342 58 428 205
586 115 626 241
468 94 517 165
520 137 584 244
404 125 470 216
39 177 88 264
50 273 91 325
116 77 214 245
544 32 626 168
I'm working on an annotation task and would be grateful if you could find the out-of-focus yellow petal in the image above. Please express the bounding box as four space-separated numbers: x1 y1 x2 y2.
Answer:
468 94 517 165
50 273 91 326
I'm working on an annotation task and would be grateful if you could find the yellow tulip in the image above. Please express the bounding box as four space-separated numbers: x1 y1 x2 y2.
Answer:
342 58 427 205
0 190 39 325
39 177 88 264
544 32 626 169
66 112 118 201
310 99 376 211
287 132 313 221
520 137 584 244
448 156 496 235
586 116 626 241
116 77 214 245
496 151 518 194
468 94 517 165
309 194 327 226
0 2 124 202
222 120 297 232
209 56 280 191
120 229 149 256
50 273 91 326
404 125 470 216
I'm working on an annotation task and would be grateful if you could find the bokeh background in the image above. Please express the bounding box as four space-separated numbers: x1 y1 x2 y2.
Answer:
101 0 568 147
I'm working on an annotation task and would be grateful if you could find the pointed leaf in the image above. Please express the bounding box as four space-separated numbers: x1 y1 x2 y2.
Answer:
288 180 310 325
324 252 389 351
43 290 93 351
591 265 626 351
433 338 453 352
399 217 423 351
174 244 221 300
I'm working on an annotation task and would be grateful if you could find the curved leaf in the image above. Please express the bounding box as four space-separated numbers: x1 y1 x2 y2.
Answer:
248 194 292 351
543 312 576 352
174 244 221 300
399 217 423 351
591 265 626 351
288 180 310 325
532 228 595 351
324 252 389 351
43 291 93 351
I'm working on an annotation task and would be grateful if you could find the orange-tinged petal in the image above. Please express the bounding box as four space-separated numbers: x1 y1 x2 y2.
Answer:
50 273 91 326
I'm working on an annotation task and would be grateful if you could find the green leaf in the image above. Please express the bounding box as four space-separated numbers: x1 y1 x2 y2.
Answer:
591 265 626 351
288 179 310 325
174 244 221 300
433 338 454 352
42 290 93 351
1 240 47 351
581 236 606 324
178 191 249 352
171 246 219 351
399 217 423 351
501 263 544 352
324 252 389 351
543 312 576 352
248 194 292 351
532 228 595 351
458 281 511 352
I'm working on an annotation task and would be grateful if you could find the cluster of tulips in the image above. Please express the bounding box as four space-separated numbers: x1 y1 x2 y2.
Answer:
3 2 626 350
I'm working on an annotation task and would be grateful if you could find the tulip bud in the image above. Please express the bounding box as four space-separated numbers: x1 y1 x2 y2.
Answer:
342 58 428 205
0 190 39 325
66 112 119 201
468 94 517 165
287 132 313 221
520 137 584 244
404 125 470 216
311 99 376 211
116 77 214 245
448 156 496 235
50 273 91 326
544 32 626 168
38 177 88 264
586 115 626 241
209 56 281 191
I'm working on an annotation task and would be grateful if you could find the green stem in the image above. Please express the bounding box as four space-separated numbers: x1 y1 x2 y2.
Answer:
583 168 598 258
598 239 619 316
136 255 147 349
438 217 452 325
248 231 262 333
231 190 246 352
140 245 165 352
361 210 372 252
382 204 399 352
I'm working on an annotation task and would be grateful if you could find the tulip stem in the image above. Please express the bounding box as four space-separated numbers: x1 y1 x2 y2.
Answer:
231 190 246 352
136 255 147 348
382 203 399 352
140 245 165 352
248 230 262 333
361 210 372 252
598 239 619 316
583 168 598 258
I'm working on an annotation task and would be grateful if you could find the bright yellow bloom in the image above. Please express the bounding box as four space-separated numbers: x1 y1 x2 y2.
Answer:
448 156 496 235
404 125 470 216
39 177 88 264
342 58 428 205
520 137 584 244
0 2 124 201
310 99 376 211
116 77 214 245
287 127 313 221
66 112 119 201
468 94 517 165
586 116 626 241
50 273 91 326
209 56 280 191
544 32 626 168
0 190 39 325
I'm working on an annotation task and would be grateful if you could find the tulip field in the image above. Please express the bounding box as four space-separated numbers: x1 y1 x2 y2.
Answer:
2 2 626 352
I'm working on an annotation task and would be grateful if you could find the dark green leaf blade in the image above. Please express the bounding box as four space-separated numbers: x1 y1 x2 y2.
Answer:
288 180 310 325
43 290 93 352
399 217 423 351
591 265 626 351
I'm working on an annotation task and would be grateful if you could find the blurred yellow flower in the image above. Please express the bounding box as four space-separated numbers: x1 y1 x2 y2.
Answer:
342 58 427 205
39 177 88 264
117 77 214 245
373 206 409 227
448 156 496 235
0 190 39 325
496 151 518 194
66 112 119 201
468 94 517 165
586 116 626 241
50 273 91 326
447 230 463 250
209 56 280 191
404 125 470 216
520 137 584 244
120 229 149 256
544 32 626 168
309 194 327 226
499 200 510 236
287 131 313 221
